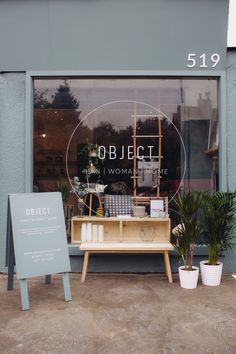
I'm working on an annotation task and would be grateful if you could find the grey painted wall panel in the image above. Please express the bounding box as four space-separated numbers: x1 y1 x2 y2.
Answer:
0 0 229 71
0 1 50 70
223 50 236 272
226 51 236 191
0 73 26 271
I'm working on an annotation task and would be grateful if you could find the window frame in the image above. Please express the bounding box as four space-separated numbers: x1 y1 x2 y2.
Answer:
26 70 226 195
26 70 226 255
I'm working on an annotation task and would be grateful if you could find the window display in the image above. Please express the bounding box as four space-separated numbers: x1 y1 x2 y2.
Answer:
33 77 219 239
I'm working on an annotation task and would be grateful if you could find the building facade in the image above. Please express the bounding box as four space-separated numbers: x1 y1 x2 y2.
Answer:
1 0 236 272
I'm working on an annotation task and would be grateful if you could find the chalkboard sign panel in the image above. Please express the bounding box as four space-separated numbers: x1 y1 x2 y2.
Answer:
9 192 71 279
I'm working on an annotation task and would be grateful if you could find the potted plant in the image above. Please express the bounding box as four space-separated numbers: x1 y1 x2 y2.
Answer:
171 191 203 289
71 176 88 216
81 143 99 157
55 179 70 204
200 191 236 286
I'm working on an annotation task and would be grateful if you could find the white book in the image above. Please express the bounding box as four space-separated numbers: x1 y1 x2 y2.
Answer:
81 223 87 242
150 199 164 218
98 225 104 242
92 225 98 242
87 223 92 242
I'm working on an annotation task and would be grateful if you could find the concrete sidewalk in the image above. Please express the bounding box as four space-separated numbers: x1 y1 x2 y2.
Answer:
0 273 235 354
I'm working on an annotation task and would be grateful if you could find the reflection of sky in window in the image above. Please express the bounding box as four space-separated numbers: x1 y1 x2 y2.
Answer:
34 78 218 130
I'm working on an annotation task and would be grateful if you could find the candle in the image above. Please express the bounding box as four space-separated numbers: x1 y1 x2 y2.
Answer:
98 225 104 242
81 223 87 242
87 223 92 242
92 225 98 242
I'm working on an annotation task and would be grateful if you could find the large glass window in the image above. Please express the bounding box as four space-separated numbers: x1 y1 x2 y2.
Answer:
33 77 219 236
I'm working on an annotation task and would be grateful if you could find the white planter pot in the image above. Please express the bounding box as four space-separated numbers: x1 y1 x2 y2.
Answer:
200 260 223 286
178 266 199 289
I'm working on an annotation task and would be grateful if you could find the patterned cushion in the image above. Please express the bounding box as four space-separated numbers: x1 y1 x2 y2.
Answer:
104 195 133 217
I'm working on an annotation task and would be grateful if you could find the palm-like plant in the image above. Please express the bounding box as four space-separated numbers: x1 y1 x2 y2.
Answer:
202 191 236 265
171 191 203 270
55 179 70 204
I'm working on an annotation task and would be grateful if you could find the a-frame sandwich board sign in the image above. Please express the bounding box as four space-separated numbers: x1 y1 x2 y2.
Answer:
6 192 72 310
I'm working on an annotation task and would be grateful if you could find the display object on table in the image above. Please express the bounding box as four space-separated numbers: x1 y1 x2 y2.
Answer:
92 225 98 242
81 223 87 242
104 195 132 217
95 180 107 193
150 198 164 218
98 225 104 242
105 208 110 217
96 207 104 217
133 205 146 217
80 223 104 242
86 223 92 242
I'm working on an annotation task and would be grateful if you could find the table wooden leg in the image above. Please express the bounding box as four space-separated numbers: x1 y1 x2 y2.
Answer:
163 251 173 283
81 251 90 283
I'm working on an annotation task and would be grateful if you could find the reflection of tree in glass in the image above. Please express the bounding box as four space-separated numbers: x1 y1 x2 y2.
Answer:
93 121 133 188
34 81 85 192
93 121 119 144
51 80 80 109
34 89 51 109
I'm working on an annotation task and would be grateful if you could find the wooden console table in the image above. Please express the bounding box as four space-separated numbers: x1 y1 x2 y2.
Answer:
71 216 174 283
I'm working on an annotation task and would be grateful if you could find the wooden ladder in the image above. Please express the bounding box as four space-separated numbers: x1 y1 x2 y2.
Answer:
131 112 163 199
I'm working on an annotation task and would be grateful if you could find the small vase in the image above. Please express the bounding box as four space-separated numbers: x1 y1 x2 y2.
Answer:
78 198 84 217
89 151 98 157
178 266 199 289
96 207 104 217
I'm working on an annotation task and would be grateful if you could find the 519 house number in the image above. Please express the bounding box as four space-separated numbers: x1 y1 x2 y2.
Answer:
187 53 220 68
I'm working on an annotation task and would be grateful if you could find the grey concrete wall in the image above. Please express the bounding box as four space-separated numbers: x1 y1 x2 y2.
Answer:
0 73 26 271
226 50 236 191
223 49 236 273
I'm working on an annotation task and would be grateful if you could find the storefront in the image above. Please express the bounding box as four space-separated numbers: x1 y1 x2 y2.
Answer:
1 0 236 272
32 76 220 233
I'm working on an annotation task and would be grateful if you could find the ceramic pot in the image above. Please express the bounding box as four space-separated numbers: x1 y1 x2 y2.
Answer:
133 206 146 217
95 184 107 193
200 260 223 286
178 266 199 289
96 207 104 217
